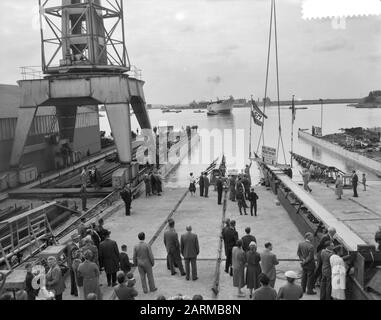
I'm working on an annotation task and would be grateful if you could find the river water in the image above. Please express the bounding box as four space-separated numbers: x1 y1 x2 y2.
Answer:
100 104 381 187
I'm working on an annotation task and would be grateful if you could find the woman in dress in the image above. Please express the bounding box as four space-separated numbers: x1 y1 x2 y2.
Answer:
45 256 66 300
335 174 344 200
246 242 262 299
188 173 196 196
330 249 346 300
232 240 246 297
77 250 102 300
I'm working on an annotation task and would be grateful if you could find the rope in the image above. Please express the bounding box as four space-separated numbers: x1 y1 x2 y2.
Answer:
256 0 274 154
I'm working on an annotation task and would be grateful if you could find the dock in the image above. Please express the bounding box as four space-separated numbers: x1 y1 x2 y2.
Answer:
59 181 318 300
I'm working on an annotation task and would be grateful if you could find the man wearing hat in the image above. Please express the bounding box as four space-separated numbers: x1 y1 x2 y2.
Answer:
216 176 224 205
120 184 133 216
198 172 205 197
277 271 303 300
297 232 316 295
65 233 81 296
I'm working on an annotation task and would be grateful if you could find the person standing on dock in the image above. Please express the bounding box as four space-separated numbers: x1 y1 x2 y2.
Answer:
133 232 158 294
229 175 237 202
155 171 163 196
199 172 205 197
351 170 359 197
319 244 334 300
99 231 120 287
203 173 210 198
180 226 200 281
188 173 196 196
241 227 257 252
144 174 152 197
78 218 88 239
80 185 88 212
223 220 239 276
335 175 344 200
362 173 367 191
260 242 279 288
246 242 262 299
120 184 132 216
301 168 312 193
119 245 132 275
150 172 157 195
277 271 303 300
232 239 246 297
80 168 88 188
65 234 80 297
77 250 102 300
245 164 252 185
216 176 224 205
297 233 316 295
46 256 66 300
164 219 186 276
248 187 259 217
252 274 277 300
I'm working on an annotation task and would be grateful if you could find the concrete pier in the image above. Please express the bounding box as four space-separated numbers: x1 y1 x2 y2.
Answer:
63 182 318 300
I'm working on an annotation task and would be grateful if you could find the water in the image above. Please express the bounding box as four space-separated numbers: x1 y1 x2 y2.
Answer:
100 104 381 186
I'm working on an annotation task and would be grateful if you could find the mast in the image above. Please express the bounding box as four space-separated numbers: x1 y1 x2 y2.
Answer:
291 95 295 168
249 96 253 160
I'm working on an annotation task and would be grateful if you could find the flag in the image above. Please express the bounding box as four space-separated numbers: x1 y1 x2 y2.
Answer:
251 99 268 119
251 110 263 127
291 96 296 123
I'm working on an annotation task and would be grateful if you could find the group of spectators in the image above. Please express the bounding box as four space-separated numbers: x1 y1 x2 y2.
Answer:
143 171 163 197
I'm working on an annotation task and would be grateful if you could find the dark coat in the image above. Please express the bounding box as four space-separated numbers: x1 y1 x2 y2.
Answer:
99 239 120 274
217 179 223 191
120 252 132 273
180 232 200 259
297 241 315 270
352 173 359 185
203 176 210 188
120 189 132 204
248 192 259 203
46 265 66 296
316 233 336 253
199 175 204 187
164 229 181 256
96 226 109 242
114 284 138 300
241 234 257 252
223 227 239 250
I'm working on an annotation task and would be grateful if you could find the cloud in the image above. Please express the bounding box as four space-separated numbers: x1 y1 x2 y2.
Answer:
207 76 222 84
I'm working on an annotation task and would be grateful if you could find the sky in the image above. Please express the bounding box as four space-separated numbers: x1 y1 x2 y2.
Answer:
0 0 380 104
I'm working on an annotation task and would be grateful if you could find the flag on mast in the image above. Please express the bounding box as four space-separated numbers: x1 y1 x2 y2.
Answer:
251 97 266 127
291 96 296 123
251 98 268 119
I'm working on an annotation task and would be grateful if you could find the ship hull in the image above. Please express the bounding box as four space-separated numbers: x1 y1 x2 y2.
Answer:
207 98 234 115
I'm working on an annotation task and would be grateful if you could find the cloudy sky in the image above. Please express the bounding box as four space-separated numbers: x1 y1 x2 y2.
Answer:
0 0 380 104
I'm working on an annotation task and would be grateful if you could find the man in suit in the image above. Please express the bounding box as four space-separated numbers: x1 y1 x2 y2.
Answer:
242 175 251 199
222 220 239 276
133 232 157 294
203 173 210 198
65 234 80 296
180 226 200 281
119 245 132 275
260 242 279 288
120 184 132 216
164 219 186 276
319 243 334 300
248 187 259 217
297 232 317 295
199 172 204 197
352 170 359 197
241 227 257 252
99 231 120 287
315 227 337 286
216 176 224 205
80 185 88 212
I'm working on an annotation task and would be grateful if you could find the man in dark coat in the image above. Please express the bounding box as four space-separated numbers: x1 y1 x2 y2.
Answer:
352 170 359 197
180 226 200 281
297 232 316 295
203 173 210 198
120 184 132 216
80 185 88 211
155 173 163 196
65 234 81 296
164 219 186 276
319 244 334 300
222 220 239 276
199 172 204 197
241 227 257 252
99 231 120 287
216 176 224 205
150 173 157 195
248 187 259 217
242 175 251 199
120 245 132 275
96 219 109 242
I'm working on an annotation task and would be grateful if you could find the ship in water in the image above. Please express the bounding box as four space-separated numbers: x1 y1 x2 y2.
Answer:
207 96 235 115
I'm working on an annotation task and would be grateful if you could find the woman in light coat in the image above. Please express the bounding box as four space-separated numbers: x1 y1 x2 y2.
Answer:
78 250 102 300
335 175 344 200
330 253 346 300
232 240 246 297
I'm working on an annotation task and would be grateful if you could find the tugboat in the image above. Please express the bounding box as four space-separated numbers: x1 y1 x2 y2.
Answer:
206 96 235 116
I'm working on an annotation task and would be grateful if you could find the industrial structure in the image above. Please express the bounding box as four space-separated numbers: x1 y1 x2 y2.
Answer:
9 0 152 188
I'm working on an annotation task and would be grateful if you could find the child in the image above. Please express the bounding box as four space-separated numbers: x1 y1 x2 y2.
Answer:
119 245 132 275
362 173 367 191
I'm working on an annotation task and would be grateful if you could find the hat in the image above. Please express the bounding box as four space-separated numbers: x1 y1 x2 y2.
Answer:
249 241 257 247
285 271 298 279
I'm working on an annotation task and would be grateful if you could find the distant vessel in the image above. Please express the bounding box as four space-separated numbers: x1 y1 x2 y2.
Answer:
162 107 180 113
207 97 235 116
193 110 205 114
